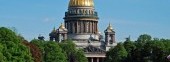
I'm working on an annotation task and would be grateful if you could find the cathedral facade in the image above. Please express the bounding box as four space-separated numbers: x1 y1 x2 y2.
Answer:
49 0 117 62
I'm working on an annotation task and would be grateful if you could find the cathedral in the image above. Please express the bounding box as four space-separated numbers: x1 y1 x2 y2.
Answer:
49 0 117 62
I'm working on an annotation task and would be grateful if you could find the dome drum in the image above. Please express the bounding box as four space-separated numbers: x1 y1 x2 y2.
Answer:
64 10 98 19
64 17 99 22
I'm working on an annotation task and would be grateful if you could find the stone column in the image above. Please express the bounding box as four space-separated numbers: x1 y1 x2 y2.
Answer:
89 22 91 33
79 21 81 33
69 22 71 33
84 21 86 33
97 58 99 62
105 34 110 45
70 22 73 33
65 22 67 28
90 21 92 33
111 35 115 43
82 21 85 33
81 21 83 33
78 21 80 33
95 22 97 33
93 21 95 33
67 22 70 33
86 21 88 33
91 22 94 33
87 21 89 33
64 34 67 40
72 22 75 33
76 21 79 33
94 22 96 33
80 21 82 33
59 34 61 42
82 21 84 33
96 22 98 33
112 34 115 43
93 22 95 33
91 57 93 62
84 21 87 33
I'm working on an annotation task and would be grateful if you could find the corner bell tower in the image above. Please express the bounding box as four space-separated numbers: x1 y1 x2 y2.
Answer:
104 23 116 51
64 0 99 41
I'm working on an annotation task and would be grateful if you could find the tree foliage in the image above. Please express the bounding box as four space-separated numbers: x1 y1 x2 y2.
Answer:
59 40 88 62
74 49 88 62
105 43 128 62
22 40 42 62
0 27 33 62
105 34 170 62
44 41 67 62
31 39 87 62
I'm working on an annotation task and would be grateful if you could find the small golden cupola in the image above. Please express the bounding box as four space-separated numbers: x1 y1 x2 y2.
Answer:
59 23 67 31
69 0 94 7
105 23 114 32
107 23 113 30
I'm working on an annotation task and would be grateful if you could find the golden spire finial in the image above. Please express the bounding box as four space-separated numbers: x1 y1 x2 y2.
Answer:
59 23 65 29
107 22 113 30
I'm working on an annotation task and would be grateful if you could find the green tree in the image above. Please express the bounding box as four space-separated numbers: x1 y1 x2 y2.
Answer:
59 40 76 62
44 41 67 62
161 39 170 54
30 39 46 51
0 27 33 62
0 43 6 62
123 37 136 53
59 40 87 62
145 40 166 62
23 40 42 62
162 39 170 62
30 39 47 62
123 38 136 62
105 34 170 62
75 49 88 62
136 34 152 46
129 34 152 62
105 43 128 62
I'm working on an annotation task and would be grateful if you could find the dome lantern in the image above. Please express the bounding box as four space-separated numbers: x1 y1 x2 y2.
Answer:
69 0 94 7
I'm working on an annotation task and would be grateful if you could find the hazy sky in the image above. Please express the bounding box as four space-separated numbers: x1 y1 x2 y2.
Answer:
0 0 170 42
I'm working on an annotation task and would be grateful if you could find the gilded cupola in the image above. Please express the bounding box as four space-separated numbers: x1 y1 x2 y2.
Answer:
58 23 67 31
59 23 65 29
69 0 94 7
107 23 113 30
105 23 115 33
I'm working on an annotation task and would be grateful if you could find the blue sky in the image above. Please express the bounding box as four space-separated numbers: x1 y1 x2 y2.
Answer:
0 0 170 42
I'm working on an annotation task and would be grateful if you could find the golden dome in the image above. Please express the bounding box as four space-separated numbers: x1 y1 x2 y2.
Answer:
107 23 113 30
105 23 114 32
69 0 94 7
59 23 66 29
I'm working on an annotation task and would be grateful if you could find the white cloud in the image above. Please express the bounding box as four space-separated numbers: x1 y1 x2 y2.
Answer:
43 17 56 22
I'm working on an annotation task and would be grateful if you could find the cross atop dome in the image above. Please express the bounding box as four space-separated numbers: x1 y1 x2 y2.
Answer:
69 0 94 7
